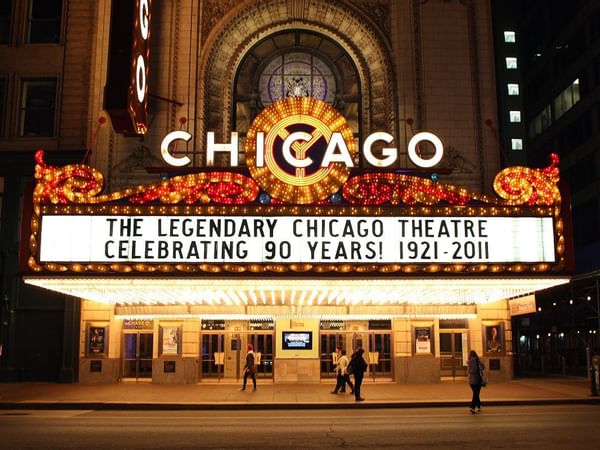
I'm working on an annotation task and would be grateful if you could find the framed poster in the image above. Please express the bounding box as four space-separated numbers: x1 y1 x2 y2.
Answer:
413 326 433 355
483 323 504 355
159 325 181 356
86 325 108 357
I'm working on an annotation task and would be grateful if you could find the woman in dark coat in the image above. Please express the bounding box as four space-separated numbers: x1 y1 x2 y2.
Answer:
349 347 368 401
241 343 257 391
467 350 485 413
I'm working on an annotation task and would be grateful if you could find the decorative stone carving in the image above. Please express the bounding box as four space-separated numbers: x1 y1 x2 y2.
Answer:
200 0 396 144
202 0 239 45
112 144 164 191
353 1 390 38
442 146 476 174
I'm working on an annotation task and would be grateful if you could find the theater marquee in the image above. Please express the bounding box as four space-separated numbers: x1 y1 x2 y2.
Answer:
24 98 570 305
39 215 555 264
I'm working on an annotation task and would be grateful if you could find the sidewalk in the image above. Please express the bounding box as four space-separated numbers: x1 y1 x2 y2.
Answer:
0 377 598 410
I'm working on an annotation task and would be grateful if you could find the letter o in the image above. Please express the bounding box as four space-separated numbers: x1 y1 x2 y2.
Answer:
407 132 444 168
136 54 146 103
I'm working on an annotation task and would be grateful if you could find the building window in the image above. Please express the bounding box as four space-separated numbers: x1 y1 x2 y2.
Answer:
507 84 520 96
505 57 518 69
258 52 336 106
0 0 11 44
19 78 57 137
511 138 523 151
504 31 516 43
234 30 360 147
528 104 552 139
509 111 521 123
27 0 62 43
553 79 581 120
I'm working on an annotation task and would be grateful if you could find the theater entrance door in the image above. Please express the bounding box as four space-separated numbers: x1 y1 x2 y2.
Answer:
200 331 274 382
122 332 153 380
320 333 347 379
440 331 468 380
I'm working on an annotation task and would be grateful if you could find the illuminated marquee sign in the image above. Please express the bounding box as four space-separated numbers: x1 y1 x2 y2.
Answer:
104 0 151 135
161 98 443 204
28 94 567 276
39 215 555 264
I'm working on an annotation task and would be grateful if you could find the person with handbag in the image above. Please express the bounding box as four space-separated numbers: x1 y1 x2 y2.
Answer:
240 343 257 391
331 349 354 394
467 350 485 414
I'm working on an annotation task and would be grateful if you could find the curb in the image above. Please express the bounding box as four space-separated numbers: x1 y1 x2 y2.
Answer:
1 398 599 411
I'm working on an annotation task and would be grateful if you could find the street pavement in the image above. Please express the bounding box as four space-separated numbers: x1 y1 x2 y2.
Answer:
0 376 598 410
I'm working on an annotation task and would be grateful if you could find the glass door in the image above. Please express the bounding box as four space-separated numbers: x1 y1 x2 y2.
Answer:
248 333 274 379
200 333 225 380
320 333 346 378
366 332 392 380
440 331 467 380
122 332 153 380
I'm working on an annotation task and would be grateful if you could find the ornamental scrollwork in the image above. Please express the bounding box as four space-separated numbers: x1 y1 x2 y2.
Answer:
493 153 561 206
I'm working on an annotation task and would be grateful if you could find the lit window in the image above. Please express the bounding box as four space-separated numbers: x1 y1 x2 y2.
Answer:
27 0 62 43
509 111 521 123
511 138 523 150
505 57 518 69
19 78 57 137
504 31 516 43
0 0 11 44
507 84 519 96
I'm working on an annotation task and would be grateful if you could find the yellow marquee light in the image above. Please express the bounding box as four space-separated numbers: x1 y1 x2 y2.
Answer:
113 313 477 321
246 97 356 204
23 276 569 306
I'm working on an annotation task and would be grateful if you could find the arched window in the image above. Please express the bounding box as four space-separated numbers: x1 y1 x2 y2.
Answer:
234 30 361 144
258 52 336 105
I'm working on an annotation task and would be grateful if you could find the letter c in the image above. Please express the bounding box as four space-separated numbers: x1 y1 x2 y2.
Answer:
282 131 313 168
161 131 192 167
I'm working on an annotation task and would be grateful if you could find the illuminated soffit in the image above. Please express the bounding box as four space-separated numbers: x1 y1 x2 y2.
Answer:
23 276 569 306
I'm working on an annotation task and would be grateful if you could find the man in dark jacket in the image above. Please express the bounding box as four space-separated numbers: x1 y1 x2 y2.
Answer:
349 347 368 401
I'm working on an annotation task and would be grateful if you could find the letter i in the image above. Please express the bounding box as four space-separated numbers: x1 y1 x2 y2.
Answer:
256 132 265 167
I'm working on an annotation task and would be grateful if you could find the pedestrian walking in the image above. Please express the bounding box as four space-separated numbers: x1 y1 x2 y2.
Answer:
467 350 485 413
240 343 257 391
331 349 354 394
349 347 367 401
332 345 343 390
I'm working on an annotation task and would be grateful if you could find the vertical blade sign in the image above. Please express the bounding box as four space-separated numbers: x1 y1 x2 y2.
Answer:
104 0 151 135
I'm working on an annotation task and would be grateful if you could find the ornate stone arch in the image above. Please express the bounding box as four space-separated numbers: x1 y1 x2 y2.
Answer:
198 0 396 153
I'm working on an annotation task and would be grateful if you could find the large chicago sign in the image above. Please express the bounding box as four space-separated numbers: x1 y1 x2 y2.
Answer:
161 98 443 204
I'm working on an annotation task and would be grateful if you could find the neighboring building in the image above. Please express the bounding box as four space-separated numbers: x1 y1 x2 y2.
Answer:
492 0 600 376
1 0 570 384
0 0 93 381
